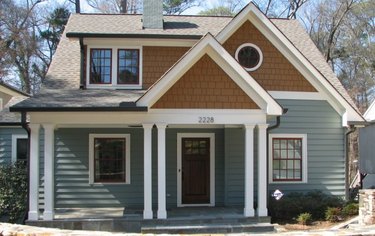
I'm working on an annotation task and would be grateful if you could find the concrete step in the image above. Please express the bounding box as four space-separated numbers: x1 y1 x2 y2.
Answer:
141 222 275 234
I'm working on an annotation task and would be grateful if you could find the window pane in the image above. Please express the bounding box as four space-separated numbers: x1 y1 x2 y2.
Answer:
118 49 139 84
94 138 126 183
17 138 28 161
273 150 280 159
272 137 304 182
90 49 111 84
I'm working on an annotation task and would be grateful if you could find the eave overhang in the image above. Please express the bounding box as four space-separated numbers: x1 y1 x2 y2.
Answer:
66 32 202 40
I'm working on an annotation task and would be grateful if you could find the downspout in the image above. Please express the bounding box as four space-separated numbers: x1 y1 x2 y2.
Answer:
345 125 356 201
266 108 288 211
21 112 30 222
79 37 85 89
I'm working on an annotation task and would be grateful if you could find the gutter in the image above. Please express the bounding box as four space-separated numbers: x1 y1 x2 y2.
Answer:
21 112 30 223
66 32 202 40
79 38 85 89
345 125 356 201
266 108 288 208
10 106 148 112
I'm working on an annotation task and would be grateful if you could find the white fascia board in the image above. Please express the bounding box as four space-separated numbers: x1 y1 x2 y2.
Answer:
138 33 282 116
364 100 375 121
29 110 267 126
216 3 363 123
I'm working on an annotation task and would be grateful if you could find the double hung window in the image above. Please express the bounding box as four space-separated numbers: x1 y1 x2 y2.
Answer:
88 47 141 88
269 134 307 183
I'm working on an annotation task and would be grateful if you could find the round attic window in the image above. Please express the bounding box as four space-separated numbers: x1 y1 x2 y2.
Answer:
235 43 263 71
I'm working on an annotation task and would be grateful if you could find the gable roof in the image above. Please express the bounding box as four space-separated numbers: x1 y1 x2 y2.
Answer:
216 2 362 123
137 33 283 115
65 14 232 39
0 82 29 97
13 3 363 123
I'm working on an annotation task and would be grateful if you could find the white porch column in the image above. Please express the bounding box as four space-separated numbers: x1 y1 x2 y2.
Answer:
143 124 153 219
28 124 40 221
156 123 167 219
257 124 269 217
244 124 255 217
43 124 55 220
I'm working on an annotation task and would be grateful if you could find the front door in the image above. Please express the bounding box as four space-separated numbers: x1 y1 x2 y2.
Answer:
181 138 210 204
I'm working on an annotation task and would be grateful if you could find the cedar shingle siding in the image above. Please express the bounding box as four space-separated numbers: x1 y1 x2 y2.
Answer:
223 21 316 92
143 46 189 89
152 54 259 109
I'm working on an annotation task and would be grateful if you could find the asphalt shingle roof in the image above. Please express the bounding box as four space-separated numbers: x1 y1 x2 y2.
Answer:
65 14 232 37
0 96 28 123
13 13 358 112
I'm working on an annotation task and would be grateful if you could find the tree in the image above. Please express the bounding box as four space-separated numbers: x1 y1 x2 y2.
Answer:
86 0 141 13
199 6 234 16
86 0 199 14
164 0 201 15
0 0 70 94
38 7 70 72
256 0 310 19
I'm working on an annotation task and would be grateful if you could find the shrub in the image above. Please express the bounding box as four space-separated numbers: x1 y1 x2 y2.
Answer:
297 212 312 225
342 203 359 216
325 207 342 222
269 190 344 222
0 162 28 223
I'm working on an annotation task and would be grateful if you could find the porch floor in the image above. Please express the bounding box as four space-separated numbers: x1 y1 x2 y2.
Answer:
54 206 244 220
28 207 274 233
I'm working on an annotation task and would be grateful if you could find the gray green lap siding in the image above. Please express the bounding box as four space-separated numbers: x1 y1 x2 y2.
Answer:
268 99 346 197
51 99 345 208
0 127 27 165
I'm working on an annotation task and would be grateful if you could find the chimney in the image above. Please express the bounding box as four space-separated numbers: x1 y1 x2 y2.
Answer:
143 0 163 29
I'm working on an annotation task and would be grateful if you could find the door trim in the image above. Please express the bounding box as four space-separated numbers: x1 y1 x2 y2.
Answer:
177 133 215 207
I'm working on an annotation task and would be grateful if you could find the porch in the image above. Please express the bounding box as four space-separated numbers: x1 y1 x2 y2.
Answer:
27 207 274 233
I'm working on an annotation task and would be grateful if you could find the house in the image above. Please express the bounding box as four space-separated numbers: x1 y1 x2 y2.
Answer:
10 0 364 226
359 101 375 188
0 82 29 164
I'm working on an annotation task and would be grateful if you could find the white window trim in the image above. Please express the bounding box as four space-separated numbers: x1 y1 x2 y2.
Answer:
177 133 215 207
89 133 131 185
86 46 143 89
11 134 28 163
268 133 308 184
235 43 263 72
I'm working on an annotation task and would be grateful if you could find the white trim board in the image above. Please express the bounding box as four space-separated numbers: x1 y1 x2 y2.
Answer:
177 133 215 207
269 91 324 100
88 133 131 185
268 133 308 184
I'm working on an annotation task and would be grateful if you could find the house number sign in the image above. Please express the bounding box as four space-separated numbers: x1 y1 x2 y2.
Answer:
198 116 215 123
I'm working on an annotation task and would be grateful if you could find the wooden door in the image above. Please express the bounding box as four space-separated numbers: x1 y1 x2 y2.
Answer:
181 138 210 204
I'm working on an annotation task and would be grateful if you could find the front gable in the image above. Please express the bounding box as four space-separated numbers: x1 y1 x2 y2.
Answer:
152 54 259 109
138 33 282 115
223 20 316 92
215 2 363 124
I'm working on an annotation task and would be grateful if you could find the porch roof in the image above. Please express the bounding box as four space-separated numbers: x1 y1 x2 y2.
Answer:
10 89 147 112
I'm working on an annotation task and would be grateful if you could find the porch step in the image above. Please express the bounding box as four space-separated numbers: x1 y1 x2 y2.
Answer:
141 222 275 234
141 217 274 234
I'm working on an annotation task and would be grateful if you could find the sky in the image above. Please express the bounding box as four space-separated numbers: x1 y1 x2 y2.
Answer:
50 0 220 15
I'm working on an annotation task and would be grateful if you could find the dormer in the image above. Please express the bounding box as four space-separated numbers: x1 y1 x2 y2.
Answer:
85 45 142 89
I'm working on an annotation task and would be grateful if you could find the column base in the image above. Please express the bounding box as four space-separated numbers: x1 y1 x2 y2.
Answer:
143 210 153 219
157 210 167 219
28 211 39 221
244 208 255 217
257 208 268 217
43 210 54 220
